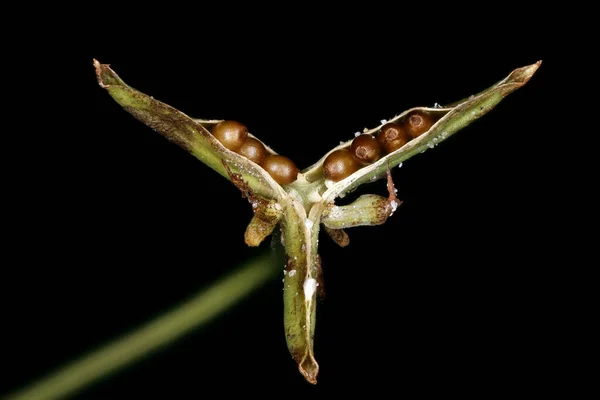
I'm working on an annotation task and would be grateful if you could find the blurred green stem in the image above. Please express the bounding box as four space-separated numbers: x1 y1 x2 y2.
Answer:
5 253 279 400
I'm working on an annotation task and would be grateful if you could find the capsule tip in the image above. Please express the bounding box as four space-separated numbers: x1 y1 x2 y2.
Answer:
299 357 319 384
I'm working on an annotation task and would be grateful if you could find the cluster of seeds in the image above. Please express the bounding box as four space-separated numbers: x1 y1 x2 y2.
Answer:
211 121 299 185
323 111 436 182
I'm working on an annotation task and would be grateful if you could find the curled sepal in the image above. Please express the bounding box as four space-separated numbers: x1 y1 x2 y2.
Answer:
322 194 398 229
323 226 350 247
322 168 401 229
94 60 285 200
244 200 284 246
301 61 541 201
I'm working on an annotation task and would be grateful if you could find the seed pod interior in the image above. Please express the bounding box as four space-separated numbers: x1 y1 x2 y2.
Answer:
301 107 450 183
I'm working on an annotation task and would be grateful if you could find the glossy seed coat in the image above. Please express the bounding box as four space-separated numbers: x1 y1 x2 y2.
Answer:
211 120 248 151
377 123 411 154
351 134 381 165
238 137 268 165
261 155 299 185
323 149 360 181
404 111 435 138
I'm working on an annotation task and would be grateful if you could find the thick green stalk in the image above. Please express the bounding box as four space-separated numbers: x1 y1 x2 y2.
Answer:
5 254 279 400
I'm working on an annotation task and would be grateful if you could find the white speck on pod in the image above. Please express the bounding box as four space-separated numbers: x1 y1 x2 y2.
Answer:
303 278 317 300
380 119 387 124
289 269 297 277
354 131 361 137
390 200 398 213
304 219 314 230
398 162 403 168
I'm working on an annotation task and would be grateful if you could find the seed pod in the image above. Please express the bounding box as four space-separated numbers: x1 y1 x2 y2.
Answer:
211 120 248 151
404 111 435 138
261 155 298 185
238 137 267 165
351 134 381 165
323 149 360 182
376 123 411 154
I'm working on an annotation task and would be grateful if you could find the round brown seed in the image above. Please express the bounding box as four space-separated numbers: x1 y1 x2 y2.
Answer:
323 149 360 182
404 111 435 138
351 134 381 165
261 155 298 185
238 137 267 165
211 120 248 151
376 123 411 154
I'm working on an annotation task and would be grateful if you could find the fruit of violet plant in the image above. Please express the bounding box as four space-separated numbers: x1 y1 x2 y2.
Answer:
94 60 540 384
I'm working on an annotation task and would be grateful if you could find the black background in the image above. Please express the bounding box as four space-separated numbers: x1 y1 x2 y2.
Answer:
2 11 565 399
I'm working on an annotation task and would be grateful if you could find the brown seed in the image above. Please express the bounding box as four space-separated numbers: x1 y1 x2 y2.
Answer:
238 137 267 165
211 120 248 151
261 155 298 185
323 149 360 182
376 123 411 154
351 134 381 165
404 111 435 138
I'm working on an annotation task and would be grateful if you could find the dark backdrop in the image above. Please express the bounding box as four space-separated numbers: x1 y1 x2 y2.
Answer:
2 14 560 399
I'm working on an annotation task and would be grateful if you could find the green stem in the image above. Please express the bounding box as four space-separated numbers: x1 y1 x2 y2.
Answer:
5 253 280 400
